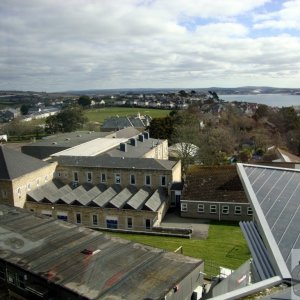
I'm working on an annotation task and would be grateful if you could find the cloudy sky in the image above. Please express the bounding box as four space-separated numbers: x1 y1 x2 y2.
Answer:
1 0 300 92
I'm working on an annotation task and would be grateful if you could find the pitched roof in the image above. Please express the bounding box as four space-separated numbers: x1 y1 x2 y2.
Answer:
0 204 203 300
27 180 166 212
54 155 177 171
0 145 49 180
182 165 248 203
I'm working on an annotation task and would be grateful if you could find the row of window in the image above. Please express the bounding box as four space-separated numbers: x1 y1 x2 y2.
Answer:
181 203 253 216
62 171 167 187
16 175 50 196
42 211 152 230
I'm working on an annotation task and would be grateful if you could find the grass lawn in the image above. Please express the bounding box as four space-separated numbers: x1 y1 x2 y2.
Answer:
85 107 171 124
108 221 250 277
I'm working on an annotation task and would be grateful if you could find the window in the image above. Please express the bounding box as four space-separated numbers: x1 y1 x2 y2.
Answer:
73 172 79 182
57 212 68 222
130 174 136 185
210 205 217 214
101 172 107 183
86 172 92 183
0 265 6 280
1 190 7 199
145 219 151 230
41 210 52 217
92 214 98 225
197 204 204 213
27 183 31 191
106 218 118 229
247 207 253 216
57 172 61 177
222 205 229 215
16 274 25 289
181 203 188 212
37 179 40 186
127 217 133 229
160 175 167 186
17 188 21 195
7 270 15 284
75 213 81 224
235 206 242 215
115 173 121 184
145 175 151 186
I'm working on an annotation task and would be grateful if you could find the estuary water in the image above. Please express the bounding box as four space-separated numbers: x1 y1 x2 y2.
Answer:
219 94 300 107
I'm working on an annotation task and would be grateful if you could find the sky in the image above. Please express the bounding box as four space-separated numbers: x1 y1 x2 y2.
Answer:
1 0 300 92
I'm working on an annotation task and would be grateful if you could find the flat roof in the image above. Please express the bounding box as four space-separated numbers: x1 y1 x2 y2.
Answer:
0 205 202 299
52 138 128 157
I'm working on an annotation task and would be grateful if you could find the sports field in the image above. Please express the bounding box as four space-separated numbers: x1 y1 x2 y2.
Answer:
85 107 171 124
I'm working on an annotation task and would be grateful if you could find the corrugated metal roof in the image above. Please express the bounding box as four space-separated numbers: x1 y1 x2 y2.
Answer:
240 221 276 281
0 205 202 300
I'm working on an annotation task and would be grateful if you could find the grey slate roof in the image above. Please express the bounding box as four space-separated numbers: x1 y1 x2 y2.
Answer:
0 145 50 180
21 129 141 159
0 204 203 300
54 155 177 171
27 181 165 212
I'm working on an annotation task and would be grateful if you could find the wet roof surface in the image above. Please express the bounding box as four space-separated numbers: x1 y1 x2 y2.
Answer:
0 205 202 300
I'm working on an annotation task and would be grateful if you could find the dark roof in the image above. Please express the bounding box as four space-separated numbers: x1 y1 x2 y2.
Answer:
54 155 177 171
0 205 202 299
237 163 300 279
0 145 50 180
101 115 151 130
27 180 168 212
182 165 248 203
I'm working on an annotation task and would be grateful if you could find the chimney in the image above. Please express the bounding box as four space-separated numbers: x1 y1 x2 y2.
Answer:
130 138 136 146
143 132 149 139
138 134 144 142
120 142 127 152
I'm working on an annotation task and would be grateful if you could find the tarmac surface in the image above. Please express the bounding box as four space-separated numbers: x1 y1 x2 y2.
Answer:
160 211 210 239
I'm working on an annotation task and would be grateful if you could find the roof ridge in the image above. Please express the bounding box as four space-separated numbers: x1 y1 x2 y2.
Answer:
0 146 11 179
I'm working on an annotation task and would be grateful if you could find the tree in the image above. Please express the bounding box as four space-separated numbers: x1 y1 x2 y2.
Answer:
20 104 31 115
148 117 174 140
197 127 235 165
78 95 91 108
253 104 269 120
45 107 87 133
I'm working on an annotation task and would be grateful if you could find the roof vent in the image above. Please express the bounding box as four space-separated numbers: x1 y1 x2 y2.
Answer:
143 132 149 139
52 142 57 145
138 134 144 142
65 138 70 141
120 142 127 152
77 134 82 137
130 138 136 146
81 249 101 255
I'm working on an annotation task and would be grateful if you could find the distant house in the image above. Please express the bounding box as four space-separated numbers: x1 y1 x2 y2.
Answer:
0 108 20 123
180 165 253 221
101 113 152 132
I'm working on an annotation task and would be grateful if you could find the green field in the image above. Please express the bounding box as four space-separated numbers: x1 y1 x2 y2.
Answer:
85 107 171 124
108 222 250 277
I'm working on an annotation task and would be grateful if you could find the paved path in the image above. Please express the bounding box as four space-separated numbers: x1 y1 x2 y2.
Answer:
160 211 210 239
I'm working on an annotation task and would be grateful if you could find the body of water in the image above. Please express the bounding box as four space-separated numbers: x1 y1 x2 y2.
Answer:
219 94 300 107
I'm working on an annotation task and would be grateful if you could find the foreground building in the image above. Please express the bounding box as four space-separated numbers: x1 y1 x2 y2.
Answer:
0 205 204 300
210 163 300 299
